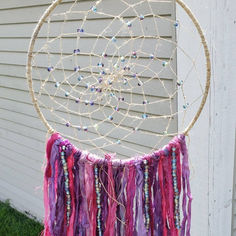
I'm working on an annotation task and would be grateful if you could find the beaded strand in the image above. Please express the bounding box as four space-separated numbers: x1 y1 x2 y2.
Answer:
143 159 150 231
60 144 71 226
171 147 181 229
94 165 102 236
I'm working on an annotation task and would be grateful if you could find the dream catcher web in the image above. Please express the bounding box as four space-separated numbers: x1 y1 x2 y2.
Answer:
27 0 210 159
26 0 210 235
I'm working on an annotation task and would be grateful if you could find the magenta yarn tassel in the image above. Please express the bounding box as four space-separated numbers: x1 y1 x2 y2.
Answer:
104 154 117 236
84 154 97 236
134 161 146 235
125 162 136 236
116 164 127 236
179 135 192 236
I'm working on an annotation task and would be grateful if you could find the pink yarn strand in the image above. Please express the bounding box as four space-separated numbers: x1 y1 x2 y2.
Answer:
125 163 136 236
84 155 97 236
67 149 76 236
104 154 117 236
43 133 60 236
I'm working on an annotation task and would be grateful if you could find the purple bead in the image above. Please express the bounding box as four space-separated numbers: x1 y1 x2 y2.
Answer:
140 14 144 20
98 77 103 83
75 98 80 103
66 122 70 127
74 66 80 71
124 66 130 71
132 51 137 58
73 49 80 54
96 88 102 93
77 28 84 33
47 66 53 72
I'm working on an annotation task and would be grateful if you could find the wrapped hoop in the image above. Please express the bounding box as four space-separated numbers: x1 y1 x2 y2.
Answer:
26 0 211 137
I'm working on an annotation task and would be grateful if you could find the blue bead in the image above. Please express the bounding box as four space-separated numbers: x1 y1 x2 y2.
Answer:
55 82 60 88
111 37 117 42
174 21 179 27
120 56 125 62
162 61 167 67
142 114 148 119
116 139 121 144
91 6 97 12
127 21 132 27
65 92 69 97
97 62 104 67
77 75 83 81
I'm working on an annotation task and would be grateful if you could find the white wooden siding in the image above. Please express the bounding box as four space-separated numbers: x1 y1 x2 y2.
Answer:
0 0 177 221
232 133 236 235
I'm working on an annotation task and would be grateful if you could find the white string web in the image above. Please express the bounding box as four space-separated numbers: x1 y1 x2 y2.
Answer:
31 0 206 158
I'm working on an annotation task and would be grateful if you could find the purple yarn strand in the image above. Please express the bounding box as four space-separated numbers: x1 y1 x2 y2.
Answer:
72 150 82 235
152 156 163 235
134 161 146 235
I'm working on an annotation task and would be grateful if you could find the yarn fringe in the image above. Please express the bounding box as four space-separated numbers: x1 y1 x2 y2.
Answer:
43 133 192 236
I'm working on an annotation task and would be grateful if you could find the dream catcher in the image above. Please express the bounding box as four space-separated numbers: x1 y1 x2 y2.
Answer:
26 0 211 235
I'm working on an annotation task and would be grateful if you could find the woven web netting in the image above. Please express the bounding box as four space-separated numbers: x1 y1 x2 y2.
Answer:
30 0 207 158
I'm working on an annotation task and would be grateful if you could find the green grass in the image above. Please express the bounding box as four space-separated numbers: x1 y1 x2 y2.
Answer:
0 199 44 236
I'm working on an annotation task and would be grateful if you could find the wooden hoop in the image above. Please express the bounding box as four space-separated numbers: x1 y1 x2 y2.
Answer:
26 0 211 136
